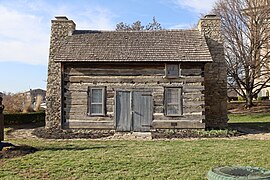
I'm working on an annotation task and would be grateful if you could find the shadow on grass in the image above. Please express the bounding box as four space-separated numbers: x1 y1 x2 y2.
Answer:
229 122 270 134
5 122 45 130
0 144 38 159
38 145 123 152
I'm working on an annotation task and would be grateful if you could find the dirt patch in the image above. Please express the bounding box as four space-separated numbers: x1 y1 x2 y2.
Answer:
228 101 270 114
4 117 270 141
32 127 114 139
237 133 270 140
0 145 38 159
152 129 240 139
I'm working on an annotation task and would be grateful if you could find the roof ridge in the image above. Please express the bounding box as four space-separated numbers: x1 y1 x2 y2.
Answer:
73 29 199 35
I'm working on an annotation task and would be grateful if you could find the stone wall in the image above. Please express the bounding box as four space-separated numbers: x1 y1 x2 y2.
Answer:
198 15 228 128
46 17 76 129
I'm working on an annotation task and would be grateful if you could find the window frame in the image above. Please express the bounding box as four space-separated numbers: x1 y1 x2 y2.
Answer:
165 63 181 78
87 87 106 116
164 87 183 116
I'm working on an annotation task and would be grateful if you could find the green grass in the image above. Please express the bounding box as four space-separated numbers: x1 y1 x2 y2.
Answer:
1 139 270 179
1 113 270 179
228 113 270 132
228 113 270 123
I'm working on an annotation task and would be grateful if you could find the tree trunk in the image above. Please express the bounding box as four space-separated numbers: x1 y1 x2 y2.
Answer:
245 93 254 109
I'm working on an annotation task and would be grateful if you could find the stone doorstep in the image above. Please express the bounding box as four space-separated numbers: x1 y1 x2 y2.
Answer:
113 132 152 140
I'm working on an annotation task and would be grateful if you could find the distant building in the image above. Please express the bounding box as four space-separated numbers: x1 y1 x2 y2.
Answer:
25 89 46 108
244 0 270 99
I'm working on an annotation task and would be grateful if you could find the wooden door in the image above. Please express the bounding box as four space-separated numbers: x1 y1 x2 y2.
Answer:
116 91 132 131
132 91 153 132
116 91 153 132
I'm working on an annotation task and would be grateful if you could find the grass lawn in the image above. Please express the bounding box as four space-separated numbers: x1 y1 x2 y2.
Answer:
1 138 270 179
228 113 270 132
228 113 270 123
1 113 270 179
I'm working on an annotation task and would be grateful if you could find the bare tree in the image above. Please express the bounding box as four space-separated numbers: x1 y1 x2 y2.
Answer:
2 92 26 113
213 0 270 107
116 17 163 31
34 95 43 112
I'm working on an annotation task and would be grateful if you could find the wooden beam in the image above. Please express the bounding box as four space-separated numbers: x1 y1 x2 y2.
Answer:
152 120 205 129
63 121 114 129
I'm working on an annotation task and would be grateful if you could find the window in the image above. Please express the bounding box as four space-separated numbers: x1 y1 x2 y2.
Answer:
88 87 106 116
165 87 183 116
165 64 180 78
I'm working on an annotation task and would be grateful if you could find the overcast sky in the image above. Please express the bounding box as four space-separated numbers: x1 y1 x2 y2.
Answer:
0 0 217 93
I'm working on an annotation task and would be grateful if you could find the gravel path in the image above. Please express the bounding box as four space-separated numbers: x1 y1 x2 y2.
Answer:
5 126 270 140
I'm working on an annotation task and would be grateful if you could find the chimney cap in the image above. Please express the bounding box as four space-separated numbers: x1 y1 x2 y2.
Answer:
55 16 69 20
204 14 218 18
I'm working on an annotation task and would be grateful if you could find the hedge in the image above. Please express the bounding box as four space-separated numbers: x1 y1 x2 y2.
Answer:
3 111 45 125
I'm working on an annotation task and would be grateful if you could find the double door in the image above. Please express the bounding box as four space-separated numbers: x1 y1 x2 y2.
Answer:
116 91 153 132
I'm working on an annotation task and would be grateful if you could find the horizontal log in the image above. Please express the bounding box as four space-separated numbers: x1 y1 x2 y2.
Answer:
184 85 204 91
64 99 88 105
153 106 164 113
107 92 114 98
153 114 205 121
183 77 203 83
65 68 165 77
183 112 204 116
61 98 114 106
153 94 163 99
184 93 204 101
65 83 164 91
183 106 204 114
154 100 163 106
64 92 87 97
106 105 114 113
64 107 87 114
183 88 204 93
180 63 203 69
63 121 114 129
64 76 202 84
64 103 113 110
152 120 205 129
183 101 204 107
65 63 165 69
64 104 86 109
65 114 113 121
184 82 202 86
64 105 113 113
181 69 202 76
64 82 204 93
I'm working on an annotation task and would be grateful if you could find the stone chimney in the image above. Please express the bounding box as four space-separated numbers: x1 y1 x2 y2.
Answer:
46 16 76 129
198 15 228 128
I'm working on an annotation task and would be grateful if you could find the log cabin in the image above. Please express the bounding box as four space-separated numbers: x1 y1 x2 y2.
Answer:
46 15 228 131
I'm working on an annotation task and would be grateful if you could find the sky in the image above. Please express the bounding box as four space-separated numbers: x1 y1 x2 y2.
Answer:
0 0 218 93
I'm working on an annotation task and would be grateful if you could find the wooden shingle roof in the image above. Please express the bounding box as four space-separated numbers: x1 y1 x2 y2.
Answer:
55 30 213 62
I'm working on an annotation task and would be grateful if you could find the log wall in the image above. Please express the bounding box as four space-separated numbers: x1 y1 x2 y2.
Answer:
63 62 205 129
